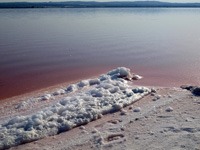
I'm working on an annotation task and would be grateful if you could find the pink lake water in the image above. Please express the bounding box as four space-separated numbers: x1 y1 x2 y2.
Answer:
0 8 200 100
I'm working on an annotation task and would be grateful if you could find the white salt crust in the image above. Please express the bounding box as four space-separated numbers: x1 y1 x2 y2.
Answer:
0 67 150 149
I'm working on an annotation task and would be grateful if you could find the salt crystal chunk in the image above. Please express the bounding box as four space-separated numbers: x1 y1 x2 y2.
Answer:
53 89 65 96
41 94 51 100
109 87 119 93
78 80 89 87
132 75 143 80
65 84 77 92
132 87 144 93
89 79 100 85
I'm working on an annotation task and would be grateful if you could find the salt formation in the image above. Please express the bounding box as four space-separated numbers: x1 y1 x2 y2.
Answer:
132 75 143 80
0 67 150 149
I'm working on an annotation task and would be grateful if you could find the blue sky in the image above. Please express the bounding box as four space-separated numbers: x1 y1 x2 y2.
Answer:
1 0 200 3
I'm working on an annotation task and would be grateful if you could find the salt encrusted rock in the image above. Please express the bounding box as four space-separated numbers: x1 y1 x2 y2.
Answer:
41 94 51 100
107 67 131 79
132 75 143 80
166 106 173 112
0 67 150 149
89 79 100 85
123 89 133 97
78 80 89 87
65 84 78 93
109 87 119 94
133 107 141 112
53 89 65 96
132 87 147 93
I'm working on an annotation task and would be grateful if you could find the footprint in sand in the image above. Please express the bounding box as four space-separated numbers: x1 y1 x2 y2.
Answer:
104 133 125 143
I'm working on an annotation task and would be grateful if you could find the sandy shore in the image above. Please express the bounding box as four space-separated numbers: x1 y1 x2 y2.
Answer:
4 86 199 150
0 68 199 150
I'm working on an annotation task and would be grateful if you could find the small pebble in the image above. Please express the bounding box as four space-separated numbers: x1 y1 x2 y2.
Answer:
118 119 122 122
135 136 139 139
91 129 98 134
133 107 141 112
151 88 156 93
160 130 164 133
98 114 103 118
129 120 133 123
152 95 161 101
163 129 168 132
121 126 125 131
149 131 154 135
135 118 139 121
185 118 192 122
168 95 172 98
155 95 161 99
129 106 133 110
166 106 173 112
79 126 85 130
120 109 127 115
81 130 87 134
152 98 157 101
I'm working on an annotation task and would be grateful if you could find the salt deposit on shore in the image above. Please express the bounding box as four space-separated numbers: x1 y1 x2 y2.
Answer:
1 67 199 150
11 85 200 150
0 67 150 149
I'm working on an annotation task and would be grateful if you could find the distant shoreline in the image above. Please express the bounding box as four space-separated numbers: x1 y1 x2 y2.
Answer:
1 1 200 9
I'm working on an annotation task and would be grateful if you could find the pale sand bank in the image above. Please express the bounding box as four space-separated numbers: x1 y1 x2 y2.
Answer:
10 87 200 150
0 67 199 150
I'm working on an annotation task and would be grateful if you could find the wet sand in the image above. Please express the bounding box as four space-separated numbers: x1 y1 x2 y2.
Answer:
0 66 113 100
1 65 200 101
